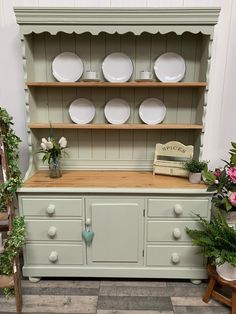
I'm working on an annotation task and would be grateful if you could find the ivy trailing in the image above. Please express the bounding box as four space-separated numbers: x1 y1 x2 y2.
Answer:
0 107 25 296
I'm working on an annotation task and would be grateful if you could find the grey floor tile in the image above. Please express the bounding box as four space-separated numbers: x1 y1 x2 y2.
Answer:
22 286 99 296
97 311 174 314
173 305 231 313
97 296 173 311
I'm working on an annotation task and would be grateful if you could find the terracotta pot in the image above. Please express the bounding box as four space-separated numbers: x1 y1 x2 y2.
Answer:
188 172 201 184
216 262 236 281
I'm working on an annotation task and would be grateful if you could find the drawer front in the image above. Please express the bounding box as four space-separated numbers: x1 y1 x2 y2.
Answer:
25 244 84 265
26 220 83 241
21 197 83 217
147 221 199 242
146 245 204 267
148 198 209 218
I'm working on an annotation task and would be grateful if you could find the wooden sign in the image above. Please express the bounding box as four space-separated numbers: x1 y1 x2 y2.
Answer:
153 141 193 177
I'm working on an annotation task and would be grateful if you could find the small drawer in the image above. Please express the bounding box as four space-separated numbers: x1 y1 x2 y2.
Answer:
147 221 200 242
24 244 84 265
146 245 204 267
21 197 83 217
25 220 83 241
147 198 209 218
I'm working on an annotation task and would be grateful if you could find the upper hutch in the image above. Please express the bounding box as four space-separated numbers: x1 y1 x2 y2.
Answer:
15 7 220 281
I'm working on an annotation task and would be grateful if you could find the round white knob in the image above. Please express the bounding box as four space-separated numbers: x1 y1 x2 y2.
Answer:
49 251 58 263
173 228 181 239
173 204 183 215
47 226 57 238
46 204 55 215
171 252 180 264
86 218 91 225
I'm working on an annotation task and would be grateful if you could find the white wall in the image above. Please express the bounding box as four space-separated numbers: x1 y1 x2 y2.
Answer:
0 0 235 175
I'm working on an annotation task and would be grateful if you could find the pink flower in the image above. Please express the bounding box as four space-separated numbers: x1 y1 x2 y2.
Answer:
214 169 222 177
229 192 236 206
227 167 236 183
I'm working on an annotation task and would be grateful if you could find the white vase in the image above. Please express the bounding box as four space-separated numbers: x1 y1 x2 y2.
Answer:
188 172 201 184
216 262 236 281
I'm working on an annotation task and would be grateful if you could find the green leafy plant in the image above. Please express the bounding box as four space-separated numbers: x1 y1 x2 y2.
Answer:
203 142 236 212
0 107 25 296
186 209 236 267
184 159 208 173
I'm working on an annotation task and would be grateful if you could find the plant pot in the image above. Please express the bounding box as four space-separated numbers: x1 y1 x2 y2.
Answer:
216 262 236 281
188 172 201 184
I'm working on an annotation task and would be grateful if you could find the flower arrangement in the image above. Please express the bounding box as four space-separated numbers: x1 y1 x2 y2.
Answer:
39 136 67 164
38 133 68 178
203 142 236 212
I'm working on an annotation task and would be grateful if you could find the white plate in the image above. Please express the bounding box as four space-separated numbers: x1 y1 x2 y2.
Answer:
102 52 133 83
69 98 95 124
104 98 130 124
52 52 83 82
139 98 166 125
154 52 185 83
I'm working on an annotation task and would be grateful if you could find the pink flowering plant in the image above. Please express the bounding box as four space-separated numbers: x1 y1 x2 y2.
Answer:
203 142 236 212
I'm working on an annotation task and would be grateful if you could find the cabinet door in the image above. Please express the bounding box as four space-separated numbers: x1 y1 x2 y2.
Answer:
85 198 144 265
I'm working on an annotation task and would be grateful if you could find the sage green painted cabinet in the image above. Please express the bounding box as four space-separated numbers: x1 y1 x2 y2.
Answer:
15 7 219 281
85 198 144 265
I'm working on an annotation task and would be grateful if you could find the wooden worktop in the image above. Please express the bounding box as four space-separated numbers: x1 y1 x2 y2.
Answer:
22 171 206 190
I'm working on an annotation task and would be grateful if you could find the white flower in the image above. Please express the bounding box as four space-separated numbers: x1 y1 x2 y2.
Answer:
41 137 48 144
46 141 53 149
40 142 47 151
214 179 219 184
58 137 67 148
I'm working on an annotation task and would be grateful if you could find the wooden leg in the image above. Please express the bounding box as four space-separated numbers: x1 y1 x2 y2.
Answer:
203 277 216 303
14 257 22 314
232 291 236 314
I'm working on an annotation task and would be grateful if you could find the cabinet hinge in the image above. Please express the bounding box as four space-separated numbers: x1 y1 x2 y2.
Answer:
143 209 145 217
142 249 144 257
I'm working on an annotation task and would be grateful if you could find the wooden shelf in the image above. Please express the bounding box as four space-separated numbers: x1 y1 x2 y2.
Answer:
28 123 203 130
27 81 207 88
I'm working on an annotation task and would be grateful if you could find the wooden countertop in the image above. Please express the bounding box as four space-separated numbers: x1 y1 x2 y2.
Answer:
21 171 207 192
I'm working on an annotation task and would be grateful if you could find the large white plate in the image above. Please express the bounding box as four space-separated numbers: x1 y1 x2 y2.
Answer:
104 98 130 124
154 52 185 83
139 98 166 125
102 52 133 83
69 98 95 124
52 52 83 82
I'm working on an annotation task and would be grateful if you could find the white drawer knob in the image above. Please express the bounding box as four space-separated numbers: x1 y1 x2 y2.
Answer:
173 204 183 215
47 226 57 238
46 204 55 215
49 251 58 263
173 228 181 239
171 252 180 264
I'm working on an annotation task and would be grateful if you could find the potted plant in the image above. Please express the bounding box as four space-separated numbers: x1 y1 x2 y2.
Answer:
203 142 236 214
186 209 236 281
184 159 208 184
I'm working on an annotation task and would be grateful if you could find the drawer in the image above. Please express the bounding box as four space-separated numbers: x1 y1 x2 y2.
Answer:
147 198 209 218
146 245 204 267
24 244 84 265
25 220 83 241
21 197 83 217
147 221 199 242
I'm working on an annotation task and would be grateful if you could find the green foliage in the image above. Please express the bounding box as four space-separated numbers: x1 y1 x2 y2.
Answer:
186 209 236 266
0 107 22 212
0 217 25 276
229 142 236 166
184 159 208 173
0 107 25 296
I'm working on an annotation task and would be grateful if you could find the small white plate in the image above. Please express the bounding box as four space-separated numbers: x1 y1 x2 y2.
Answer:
69 98 95 124
154 52 185 83
104 98 130 124
139 98 166 125
52 52 83 82
102 52 133 83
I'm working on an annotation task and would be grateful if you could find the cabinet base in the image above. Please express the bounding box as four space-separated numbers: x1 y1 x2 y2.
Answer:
28 276 41 283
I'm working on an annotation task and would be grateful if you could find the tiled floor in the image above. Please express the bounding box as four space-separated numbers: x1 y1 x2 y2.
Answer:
0 278 231 313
